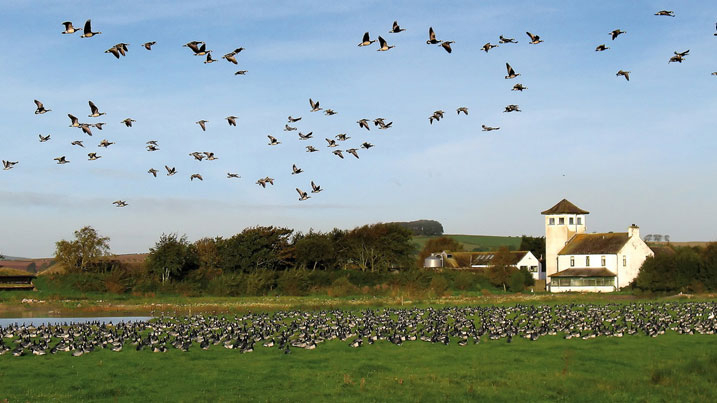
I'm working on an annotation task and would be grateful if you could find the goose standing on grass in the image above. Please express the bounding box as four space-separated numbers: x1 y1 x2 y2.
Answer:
377 36 394 51
80 19 101 38
390 21 405 33
2 160 18 170
39 134 51 142
296 188 310 201
61 21 79 34
34 100 51 114
88 101 105 117
143 41 156 50
358 32 376 47
226 116 237 126
505 63 520 79
616 70 630 81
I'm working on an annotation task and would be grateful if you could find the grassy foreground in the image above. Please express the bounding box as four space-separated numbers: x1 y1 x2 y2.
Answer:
1 332 716 402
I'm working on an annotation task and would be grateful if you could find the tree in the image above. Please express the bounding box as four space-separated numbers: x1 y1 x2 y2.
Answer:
195 237 221 269
488 247 517 291
217 226 293 272
519 235 545 260
146 233 198 283
417 236 464 266
392 220 444 236
341 223 414 272
294 231 336 270
54 226 111 272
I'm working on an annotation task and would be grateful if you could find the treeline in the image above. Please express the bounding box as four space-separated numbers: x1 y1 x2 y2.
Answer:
391 220 444 236
635 244 717 293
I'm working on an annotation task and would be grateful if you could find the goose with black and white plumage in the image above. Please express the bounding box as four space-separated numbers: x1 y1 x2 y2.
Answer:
610 29 626 40
190 173 203 181
655 10 675 17
332 149 344 159
306 145 318 152
358 32 376 47
196 120 208 131
291 164 303 175
357 119 370 130
68 114 80 127
389 21 405 33
298 132 313 140
288 116 302 123
3 160 18 170
456 107 468 115
54 156 70 164
39 134 51 142
284 124 297 131
482 43 498 52
98 139 114 148
309 98 321 112
267 135 280 146
595 44 609 52
499 35 517 44
121 118 136 127
80 19 101 38
227 173 240 179
335 133 350 141
296 188 310 201
505 63 520 79
61 21 79 34
311 181 322 193
426 27 442 44
148 168 158 177
526 31 543 44
87 152 102 160
377 36 394 51
482 125 500 131
512 83 527 91
361 142 374 149
112 200 127 207
325 138 338 147
88 101 105 117
226 116 237 126
34 100 51 114
346 148 359 159
165 165 176 176
143 41 156 50
616 70 630 81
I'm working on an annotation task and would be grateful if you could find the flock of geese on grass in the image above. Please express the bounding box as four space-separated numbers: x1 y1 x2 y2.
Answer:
2 11 716 207
1 302 715 357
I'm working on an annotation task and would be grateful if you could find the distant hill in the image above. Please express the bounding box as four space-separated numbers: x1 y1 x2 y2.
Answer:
0 255 29 261
411 234 523 253
391 220 444 236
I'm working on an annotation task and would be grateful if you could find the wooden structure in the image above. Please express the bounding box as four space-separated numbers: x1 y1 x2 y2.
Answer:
0 267 37 290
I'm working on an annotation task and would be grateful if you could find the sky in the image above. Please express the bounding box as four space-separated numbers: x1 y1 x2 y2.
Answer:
1 0 716 258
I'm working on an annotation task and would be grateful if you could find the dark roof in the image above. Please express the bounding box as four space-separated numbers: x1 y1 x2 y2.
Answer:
442 251 533 268
0 267 37 278
550 268 616 277
558 233 629 255
541 199 589 215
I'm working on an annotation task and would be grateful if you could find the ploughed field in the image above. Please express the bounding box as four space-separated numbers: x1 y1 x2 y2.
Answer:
2 302 717 401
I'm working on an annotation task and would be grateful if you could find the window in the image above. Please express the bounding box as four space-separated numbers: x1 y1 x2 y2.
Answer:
559 217 565 225
623 255 627 267
569 217 574 225
586 256 590 267
570 257 575 267
601 256 606 267
554 277 615 287
530 266 538 272
577 217 582 225
520 265 527 271
549 217 555 225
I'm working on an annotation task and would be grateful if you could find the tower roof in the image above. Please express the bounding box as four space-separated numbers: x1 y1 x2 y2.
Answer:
541 199 589 215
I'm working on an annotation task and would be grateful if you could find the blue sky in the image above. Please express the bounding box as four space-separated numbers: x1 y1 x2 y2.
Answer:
1 0 716 257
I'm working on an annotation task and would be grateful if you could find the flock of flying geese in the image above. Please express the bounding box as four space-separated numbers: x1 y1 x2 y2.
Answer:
1 302 715 356
3 11 716 206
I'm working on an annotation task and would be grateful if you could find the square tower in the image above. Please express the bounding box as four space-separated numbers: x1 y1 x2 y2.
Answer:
542 199 589 279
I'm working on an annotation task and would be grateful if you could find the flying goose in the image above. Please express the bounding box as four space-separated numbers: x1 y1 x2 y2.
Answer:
80 19 101 38
505 63 520 79
309 98 321 112
87 152 101 160
146 144 159 151
377 36 394 51
121 118 135 127
616 70 630 81
377 120 392 129
336 133 350 141
34 100 51 114
306 145 318 152
298 132 313 140
482 125 500 131
148 168 158 177
193 43 211 56
499 35 517 44
361 142 374 149
712 72 717 76
222 52 238 64
92 122 105 130
390 21 405 33
115 43 129 56
324 109 337 115
227 172 240 178
146 140 158 145
235 70 248 75
441 41 455 53
203 53 216 63
482 43 498 52
39 134 51 142
358 32 376 47
655 10 675 17
503 104 521 112
326 138 337 147
190 152 205 161
433 110 445 119
668 54 684 63
2 160 18 170
526 32 543 44
165 165 176 176
291 164 303 174
357 119 370 130
226 116 238 126
61 21 79 34
80 124 93 136
256 178 267 187
285 124 297 131
98 139 114 148
674 49 690 57
190 173 203 181
54 156 69 164
288 116 302 122
68 114 80 127
183 41 205 53
143 41 156 50
112 200 128 207
512 83 527 91
456 107 469 115
204 152 218 160
196 120 208 131
296 188 310 201
71 140 84 147
264 177 275 185
311 181 322 193
267 135 280 145
332 149 344 159
610 29 626 40
346 148 359 159
88 101 105 117
426 27 442 44
595 44 609 52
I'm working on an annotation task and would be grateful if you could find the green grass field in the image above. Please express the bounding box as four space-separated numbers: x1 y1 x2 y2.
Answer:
412 234 523 253
1 332 716 402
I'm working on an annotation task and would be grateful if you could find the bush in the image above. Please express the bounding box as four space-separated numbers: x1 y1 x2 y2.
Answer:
207 273 246 296
453 271 476 291
429 275 449 296
327 276 358 297
277 269 311 296
244 271 276 296
509 271 525 292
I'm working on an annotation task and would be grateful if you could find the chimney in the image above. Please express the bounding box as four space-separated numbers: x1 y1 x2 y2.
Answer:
628 224 639 239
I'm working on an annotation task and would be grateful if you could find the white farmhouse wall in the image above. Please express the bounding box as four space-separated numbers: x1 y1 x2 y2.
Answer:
616 235 654 288
515 252 542 280
545 214 586 279
556 254 619 274
550 285 616 293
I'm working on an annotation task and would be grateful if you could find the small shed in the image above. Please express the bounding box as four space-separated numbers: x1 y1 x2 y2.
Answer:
0 267 37 291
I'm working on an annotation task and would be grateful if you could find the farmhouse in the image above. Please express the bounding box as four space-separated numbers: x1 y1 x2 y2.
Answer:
542 199 654 292
428 250 542 280
0 267 37 291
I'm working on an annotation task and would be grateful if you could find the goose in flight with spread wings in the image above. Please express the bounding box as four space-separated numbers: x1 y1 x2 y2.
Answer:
121 118 136 127
456 107 469 115
34 100 51 114
61 21 79 34
268 135 281 146
226 116 238 126
505 63 520 79
427 27 442 44
196 120 208 131
377 36 394 51
190 173 203 181
80 19 101 38
165 165 176 176
309 98 322 112
148 168 158 177
143 41 156 50
291 164 303 175
88 101 105 117
390 21 405 33
358 32 376 47
54 156 70 164
526 32 543 44
346 148 359 159
296 188 310 201
3 160 18 170
499 35 517 44
113 200 128 207
311 181 322 193
298 132 313 140
610 29 626 40
482 125 500 131
332 149 344 159
306 145 319 152
616 70 630 81
227 173 241 178
39 134 51 142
